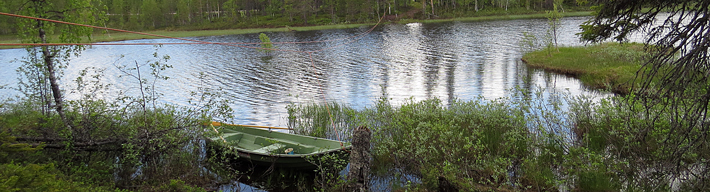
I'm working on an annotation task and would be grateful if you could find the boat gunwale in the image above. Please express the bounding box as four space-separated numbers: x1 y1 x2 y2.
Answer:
225 145 352 157
210 124 352 157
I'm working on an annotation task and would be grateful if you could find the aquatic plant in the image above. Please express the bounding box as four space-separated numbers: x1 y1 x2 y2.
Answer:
288 84 710 191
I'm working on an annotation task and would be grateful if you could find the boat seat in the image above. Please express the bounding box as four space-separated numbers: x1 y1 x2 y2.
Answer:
313 147 331 153
263 138 316 148
267 139 319 153
212 133 240 143
222 133 242 140
253 143 286 154
252 137 322 154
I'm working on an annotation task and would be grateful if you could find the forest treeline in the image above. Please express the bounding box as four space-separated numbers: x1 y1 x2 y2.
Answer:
0 0 597 34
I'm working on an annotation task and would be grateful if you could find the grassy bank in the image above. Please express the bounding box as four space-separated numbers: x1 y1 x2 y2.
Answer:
0 22 377 49
90 23 379 42
522 42 648 94
399 11 592 24
0 11 592 49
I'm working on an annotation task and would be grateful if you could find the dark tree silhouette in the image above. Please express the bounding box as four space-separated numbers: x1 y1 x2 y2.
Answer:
580 0 710 190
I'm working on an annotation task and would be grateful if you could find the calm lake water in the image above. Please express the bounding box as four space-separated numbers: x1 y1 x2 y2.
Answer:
0 16 604 127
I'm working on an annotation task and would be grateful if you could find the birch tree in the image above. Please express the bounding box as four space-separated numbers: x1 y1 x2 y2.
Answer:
16 0 106 141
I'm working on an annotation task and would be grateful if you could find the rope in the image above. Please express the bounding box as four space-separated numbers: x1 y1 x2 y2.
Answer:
0 42 233 46
307 52 340 142
0 11 386 142
0 11 263 51
209 125 227 143
0 11 382 53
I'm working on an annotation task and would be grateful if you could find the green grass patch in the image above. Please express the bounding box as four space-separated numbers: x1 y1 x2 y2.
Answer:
0 23 379 49
400 11 592 24
522 42 649 94
92 27 296 42
0 35 22 49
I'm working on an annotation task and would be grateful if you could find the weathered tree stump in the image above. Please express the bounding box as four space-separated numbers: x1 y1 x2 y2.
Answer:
348 126 371 192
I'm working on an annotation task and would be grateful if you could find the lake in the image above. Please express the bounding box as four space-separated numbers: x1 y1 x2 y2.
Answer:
0 16 603 127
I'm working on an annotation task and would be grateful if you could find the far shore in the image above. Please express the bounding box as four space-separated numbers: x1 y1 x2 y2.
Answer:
0 11 592 49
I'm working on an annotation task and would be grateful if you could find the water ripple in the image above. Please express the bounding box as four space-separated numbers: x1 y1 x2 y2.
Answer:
0 16 611 126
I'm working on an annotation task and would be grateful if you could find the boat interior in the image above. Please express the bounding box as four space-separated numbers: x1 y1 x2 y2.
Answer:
221 133 327 155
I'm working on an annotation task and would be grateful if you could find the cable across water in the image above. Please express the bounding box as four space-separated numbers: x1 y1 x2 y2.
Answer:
0 11 386 142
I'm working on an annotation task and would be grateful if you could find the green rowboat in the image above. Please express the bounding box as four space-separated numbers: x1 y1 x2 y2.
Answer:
208 123 351 169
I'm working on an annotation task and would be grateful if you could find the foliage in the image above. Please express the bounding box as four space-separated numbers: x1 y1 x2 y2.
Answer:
303 151 350 191
289 87 581 191
0 132 43 164
1 45 232 190
16 0 106 44
287 81 710 191
367 97 528 189
575 0 588 6
154 179 207 192
0 163 123 192
258 33 274 52
580 1 710 189
579 0 710 109
545 1 563 55
3 2 232 190
287 102 358 140
575 94 710 190
0 0 600 35
88 49 231 188
13 0 108 135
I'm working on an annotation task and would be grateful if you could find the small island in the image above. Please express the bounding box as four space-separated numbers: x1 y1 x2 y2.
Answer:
522 42 648 94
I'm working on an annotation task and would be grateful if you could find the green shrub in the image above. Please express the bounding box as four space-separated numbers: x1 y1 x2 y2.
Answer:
290 95 543 190
0 163 122 192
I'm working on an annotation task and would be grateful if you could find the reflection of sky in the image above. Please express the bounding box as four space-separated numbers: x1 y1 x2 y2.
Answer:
0 16 616 127
0 49 24 99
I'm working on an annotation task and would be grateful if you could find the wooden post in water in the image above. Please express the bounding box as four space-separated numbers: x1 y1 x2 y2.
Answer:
348 126 371 192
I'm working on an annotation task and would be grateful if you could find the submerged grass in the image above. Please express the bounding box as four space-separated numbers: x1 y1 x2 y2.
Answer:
522 42 649 94
288 89 582 191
